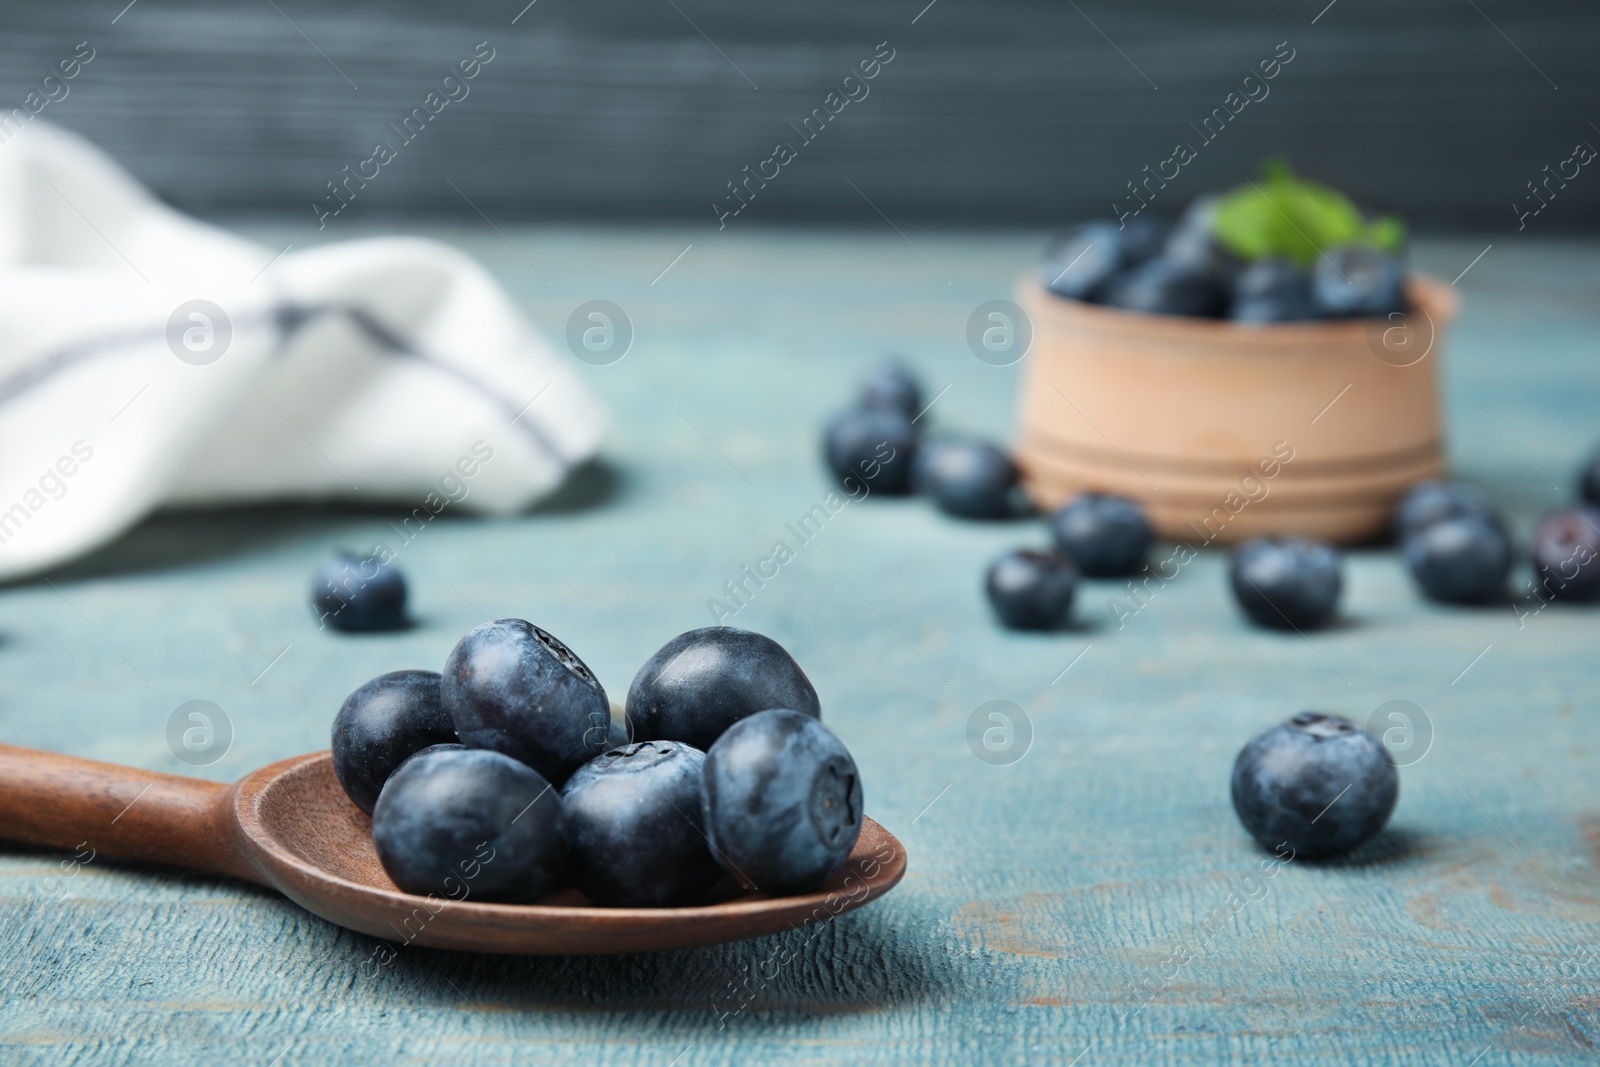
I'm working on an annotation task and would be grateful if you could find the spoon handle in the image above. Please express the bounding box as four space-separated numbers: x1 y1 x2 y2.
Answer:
0 743 261 883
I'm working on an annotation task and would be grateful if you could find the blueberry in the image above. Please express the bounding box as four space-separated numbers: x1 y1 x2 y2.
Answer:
1100 257 1228 318
914 437 1021 519
1231 712 1398 858
561 741 721 907
1039 222 1134 301
1230 537 1342 630
822 408 917 495
1580 446 1600 507
627 627 821 751
442 619 611 785
1163 196 1244 284
1119 216 1172 265
858 361 922 420
1229 258 1318 324
701 709 862 894
1393 480 1502 543
331 670 458 814
311 550 407 632
371 747 568 902
1049 492 1153 577
1405 516 1512 604
1311 245 1406 319
985 549 1077 630
1532 505 1600 602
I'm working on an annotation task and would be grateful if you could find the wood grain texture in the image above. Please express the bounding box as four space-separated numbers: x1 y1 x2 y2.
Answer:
0 224 1597 1063
0 1 1595 226
0 743 254 883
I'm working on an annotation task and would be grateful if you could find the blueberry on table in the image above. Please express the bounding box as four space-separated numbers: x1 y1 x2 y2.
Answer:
1580 446 1600 507
332 670 458 814
626 627 821 751
822 408 917 495
1404 516 1512 604
1532 505 1600 602
1230 536 1342 630
561 741 721 907
985 549 1077 631
1231 712 1398 858
1393 480 1502 544
1099 257 1228 318
914 437 1021 519
1229 257 1318 324
442 619 612 785
371 747 568 902
701 709 863 895
311 551 407 632
1049 491 1153 577
858 361 923 420
1311 245 1406 318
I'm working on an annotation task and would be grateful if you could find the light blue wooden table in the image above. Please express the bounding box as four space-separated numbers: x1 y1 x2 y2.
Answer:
1 226 1596 1065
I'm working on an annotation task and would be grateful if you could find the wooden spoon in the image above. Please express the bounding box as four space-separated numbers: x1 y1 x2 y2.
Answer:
0 743 906 954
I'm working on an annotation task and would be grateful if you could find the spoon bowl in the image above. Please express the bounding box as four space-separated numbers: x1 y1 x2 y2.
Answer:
0 744 906 954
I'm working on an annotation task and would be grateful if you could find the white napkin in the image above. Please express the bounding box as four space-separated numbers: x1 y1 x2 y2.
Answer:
0 123 608 582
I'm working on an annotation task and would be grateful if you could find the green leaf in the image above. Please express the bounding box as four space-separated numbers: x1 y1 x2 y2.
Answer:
1211 161 1405 264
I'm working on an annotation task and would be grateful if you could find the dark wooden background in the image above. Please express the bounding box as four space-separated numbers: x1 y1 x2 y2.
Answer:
2 0 1598 227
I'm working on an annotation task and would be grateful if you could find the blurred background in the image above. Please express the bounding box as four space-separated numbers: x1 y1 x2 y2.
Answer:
6 0 1597 228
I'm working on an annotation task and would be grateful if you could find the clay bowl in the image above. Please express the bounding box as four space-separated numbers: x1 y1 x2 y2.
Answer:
1013 275 1459 544
0 743 906 955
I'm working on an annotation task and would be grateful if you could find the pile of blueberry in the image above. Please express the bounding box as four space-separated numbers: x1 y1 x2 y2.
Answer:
1041 163 1408 323
822 363 1026 520
331 623 864 906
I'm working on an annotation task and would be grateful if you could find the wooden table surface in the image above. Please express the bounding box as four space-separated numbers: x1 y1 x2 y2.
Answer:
1 226 1596 1065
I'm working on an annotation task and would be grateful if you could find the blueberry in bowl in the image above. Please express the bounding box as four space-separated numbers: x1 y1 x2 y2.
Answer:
442 619 612 785
1039 220 1160 301
985 549 1077 631
701 709 863 895
1229 536 1342 630
1393 479 1502 544
626 627 821 752
1532 505 1600 602
1311 245 1407 319
1162 195 1244 285
857 360 923 420
1231 712 1398 858
332 669 458 814
1099 257 1228 318
561 741 722 907
1405 516 1513 604
1050 491 1153 577
822 408 917 495
371 746 569 902
1230 257 1317 324
914 437 1022 519
312 550 407 632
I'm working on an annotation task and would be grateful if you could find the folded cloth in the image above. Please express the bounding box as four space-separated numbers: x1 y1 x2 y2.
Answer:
0 123 608 582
